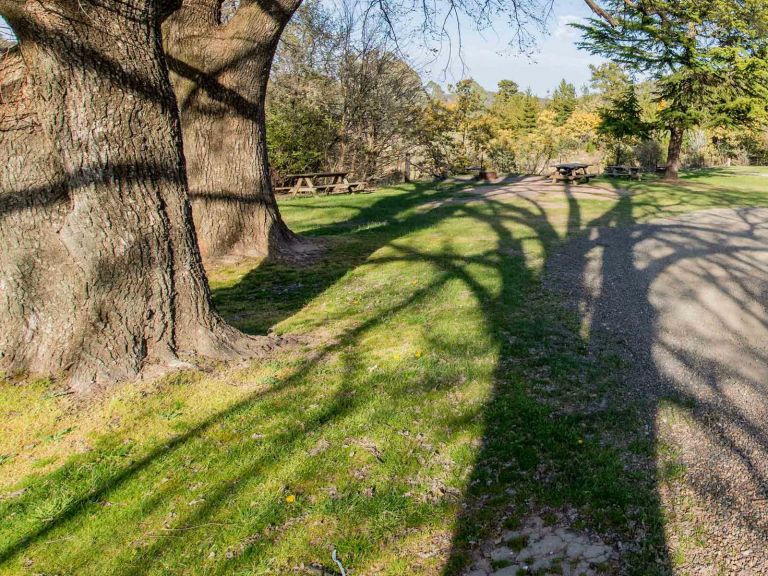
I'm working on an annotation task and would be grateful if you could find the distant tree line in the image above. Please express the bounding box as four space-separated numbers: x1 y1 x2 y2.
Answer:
266 0 768 182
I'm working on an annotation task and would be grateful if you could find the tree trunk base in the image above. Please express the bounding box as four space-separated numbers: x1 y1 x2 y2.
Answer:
0 3 274 396
203 232 327 268
75 324 293 395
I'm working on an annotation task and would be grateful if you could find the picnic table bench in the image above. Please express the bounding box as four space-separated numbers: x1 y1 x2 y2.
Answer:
604 165 642 180
274 171 367 196
551 163 593 184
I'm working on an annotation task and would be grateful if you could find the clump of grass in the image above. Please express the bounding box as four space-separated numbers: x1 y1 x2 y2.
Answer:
491 558 514 570
506 534 529 552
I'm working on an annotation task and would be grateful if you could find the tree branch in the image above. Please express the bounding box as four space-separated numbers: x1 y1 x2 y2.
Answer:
582 0 617 27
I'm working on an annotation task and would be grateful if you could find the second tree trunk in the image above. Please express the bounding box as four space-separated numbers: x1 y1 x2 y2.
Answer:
163 0 306 263
665 125 684 180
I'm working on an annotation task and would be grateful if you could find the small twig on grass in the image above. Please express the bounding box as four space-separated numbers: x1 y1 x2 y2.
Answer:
332 549 347 576
159 522 240 532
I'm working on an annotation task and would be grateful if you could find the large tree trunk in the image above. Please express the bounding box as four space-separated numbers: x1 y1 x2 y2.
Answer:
0 0 263 392
162 0 309 263
665 125 684 180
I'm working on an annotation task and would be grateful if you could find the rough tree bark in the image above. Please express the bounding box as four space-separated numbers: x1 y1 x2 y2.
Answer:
0 0 264 392
665 125 684 180
162 0 310 263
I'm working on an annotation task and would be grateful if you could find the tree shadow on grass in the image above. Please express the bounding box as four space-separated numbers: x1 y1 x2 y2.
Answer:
424 193 671 575
216 180 678 573
211 180 476 334
13 176 760 574
0 273 461 572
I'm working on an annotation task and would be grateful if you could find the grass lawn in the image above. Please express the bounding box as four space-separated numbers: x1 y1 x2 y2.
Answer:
1 167 767 575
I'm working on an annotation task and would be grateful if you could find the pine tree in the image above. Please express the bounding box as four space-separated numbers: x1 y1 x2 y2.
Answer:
551 79 577 124
497 80 520 102
519 90 541 134
598 84 650 165
576 0 768 178
589 62 630 103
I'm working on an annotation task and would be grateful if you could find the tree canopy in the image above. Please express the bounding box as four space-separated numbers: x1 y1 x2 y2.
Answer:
598 84 651 164
576 0 768 177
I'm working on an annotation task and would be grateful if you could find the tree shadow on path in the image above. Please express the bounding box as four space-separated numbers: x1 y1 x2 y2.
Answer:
442 190 674 575
544 203 768 574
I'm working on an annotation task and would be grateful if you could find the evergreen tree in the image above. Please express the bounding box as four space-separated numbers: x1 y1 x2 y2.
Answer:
589 62 630 102
551 79 577 123
497 80 520 102
490 80 525 132
598 84 650 165
576 0 768 179
519 90 541 134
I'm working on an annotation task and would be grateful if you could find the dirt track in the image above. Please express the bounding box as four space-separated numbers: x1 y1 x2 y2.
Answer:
548 207 768 574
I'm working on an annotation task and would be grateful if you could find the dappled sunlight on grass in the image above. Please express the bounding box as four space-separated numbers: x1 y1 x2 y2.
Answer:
2 168 768 574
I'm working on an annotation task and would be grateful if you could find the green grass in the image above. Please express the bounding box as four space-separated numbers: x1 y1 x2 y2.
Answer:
2 167 767 575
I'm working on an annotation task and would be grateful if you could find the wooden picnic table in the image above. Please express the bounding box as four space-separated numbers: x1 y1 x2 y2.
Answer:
274 171 365 196
551 163 593 184
604 165 641 180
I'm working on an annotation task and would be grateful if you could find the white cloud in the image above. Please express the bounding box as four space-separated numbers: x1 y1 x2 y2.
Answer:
554 15 585 40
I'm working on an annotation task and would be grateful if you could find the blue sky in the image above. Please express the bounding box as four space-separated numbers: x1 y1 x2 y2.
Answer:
1 0 601 97
421 0 604 96
0 17 11 41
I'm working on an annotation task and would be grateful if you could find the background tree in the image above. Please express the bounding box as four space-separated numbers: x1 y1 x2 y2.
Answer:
426 81 447 101
332 19 425 180
551 79 577 123
489 79 524 130
588 62 629 103
452 79 489 163
414 98 457 176
267 0 426 182
487 80 524 170
598 84 650 165
577 0 768 179
266 0 341 175
518 89 542 134
497 80 520 101
0 0 259 392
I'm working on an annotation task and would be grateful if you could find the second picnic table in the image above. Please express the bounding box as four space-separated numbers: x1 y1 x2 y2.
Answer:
551 163 593 184
275 171 363 196
604 165 642 180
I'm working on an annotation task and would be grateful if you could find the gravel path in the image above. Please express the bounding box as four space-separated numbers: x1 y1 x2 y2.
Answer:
420 176 626 211
546 207 768 574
